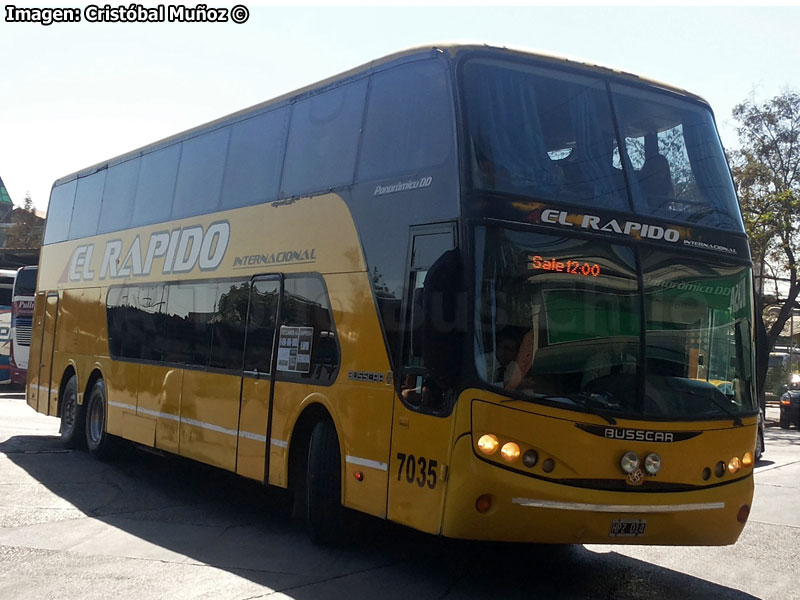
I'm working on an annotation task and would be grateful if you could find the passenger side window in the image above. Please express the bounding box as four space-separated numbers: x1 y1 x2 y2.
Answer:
221 108 289 209
281 79 368 197
172 128 230 219
358 60 453 181
132 144 181 227
98 158 139 234
43 180 77 245
166 282 217 366
209 280 249 370
243 279 280 374
69 170 106 240
278 276 339 384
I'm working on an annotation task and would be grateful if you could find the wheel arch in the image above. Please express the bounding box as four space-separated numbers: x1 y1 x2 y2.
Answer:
287 401 341 500
57 364 78 417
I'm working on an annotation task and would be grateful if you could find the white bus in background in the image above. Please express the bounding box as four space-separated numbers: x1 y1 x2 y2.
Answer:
10 266 36 387
0 269 16 384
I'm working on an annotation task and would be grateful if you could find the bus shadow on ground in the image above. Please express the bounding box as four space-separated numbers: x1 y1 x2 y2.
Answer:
0 433 757 600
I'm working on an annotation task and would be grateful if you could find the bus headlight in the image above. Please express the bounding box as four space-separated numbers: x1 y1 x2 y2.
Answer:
477 434 499 455
620 451 640 474
644 453 662 475
500 442 520 462
727 456 741 474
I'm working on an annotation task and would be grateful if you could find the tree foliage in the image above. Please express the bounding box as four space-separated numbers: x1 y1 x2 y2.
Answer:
730 90 800 399
4 193 43 249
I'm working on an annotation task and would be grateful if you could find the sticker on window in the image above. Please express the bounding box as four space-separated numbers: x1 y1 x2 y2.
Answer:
277 326 314 373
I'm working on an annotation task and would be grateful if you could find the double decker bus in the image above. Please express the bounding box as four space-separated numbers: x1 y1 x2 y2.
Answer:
10 265 37 385
28 44 757 545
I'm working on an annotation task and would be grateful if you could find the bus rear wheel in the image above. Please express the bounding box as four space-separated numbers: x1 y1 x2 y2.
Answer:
85 379 114 460
60 375 85 449
305 418 344 544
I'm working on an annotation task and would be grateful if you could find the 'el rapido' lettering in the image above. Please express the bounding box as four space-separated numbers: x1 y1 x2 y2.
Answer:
68 221 230 282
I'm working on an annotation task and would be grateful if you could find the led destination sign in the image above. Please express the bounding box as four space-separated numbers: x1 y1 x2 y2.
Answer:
529 255 602 277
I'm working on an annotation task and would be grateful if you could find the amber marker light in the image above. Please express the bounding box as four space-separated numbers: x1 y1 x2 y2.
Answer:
727 456 742 474
476 494 492 513
501 442 521 462
354 471 364 482
477 434 500 455
742 452 754 468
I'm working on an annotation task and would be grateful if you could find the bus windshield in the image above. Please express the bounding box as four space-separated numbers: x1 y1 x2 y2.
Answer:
461 56 743 231
474 226 756 420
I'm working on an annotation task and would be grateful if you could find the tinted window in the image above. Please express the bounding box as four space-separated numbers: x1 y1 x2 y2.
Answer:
13 268 37 297
209 280 249 370
281 79 368 197
461 58 628 211
611 84 743 231
172 128 230 220
69 170 106 240
243 279 280 373
163 282 217 365
359 60 453 181
107 285 165 361
98 158 140 234
132 144 181 227
106 287 125 358
43 180 77 245
278 276 338 383
221 108 288 209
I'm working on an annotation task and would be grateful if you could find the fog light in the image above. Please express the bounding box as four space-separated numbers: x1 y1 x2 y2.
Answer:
477 434 499 455
476 494 492 513
620 451 640 474
522 449 538 468
737 504 750 524
644 453 662 475
542 458 555 473
727 456 741 474
742 452 754 468
501 442 520 462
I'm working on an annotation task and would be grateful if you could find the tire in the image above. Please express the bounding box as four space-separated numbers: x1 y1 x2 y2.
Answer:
305 419 343 544
85 379 114 460
60 375 85 449
755 427 764 462
780 413 789 429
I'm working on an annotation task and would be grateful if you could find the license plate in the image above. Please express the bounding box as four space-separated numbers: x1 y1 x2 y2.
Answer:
610 519 647 537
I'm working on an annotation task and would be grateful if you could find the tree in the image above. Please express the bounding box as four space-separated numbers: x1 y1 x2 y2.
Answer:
730 90 800 402
4 193 43 249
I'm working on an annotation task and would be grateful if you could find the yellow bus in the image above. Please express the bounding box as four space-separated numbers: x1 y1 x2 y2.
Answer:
28 44 758 545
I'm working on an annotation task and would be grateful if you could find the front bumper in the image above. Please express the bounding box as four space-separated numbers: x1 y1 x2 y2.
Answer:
441 434 753 545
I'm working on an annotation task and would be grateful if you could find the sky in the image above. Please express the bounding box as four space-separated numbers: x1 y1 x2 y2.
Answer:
1 4 798 214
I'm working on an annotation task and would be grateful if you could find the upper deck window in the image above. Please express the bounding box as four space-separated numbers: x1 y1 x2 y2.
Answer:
460 56 743 232
611 84 743 231
461 58 628 212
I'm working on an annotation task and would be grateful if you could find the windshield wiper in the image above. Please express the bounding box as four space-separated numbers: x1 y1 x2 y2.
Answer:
686 389 743 427
530 392 618 425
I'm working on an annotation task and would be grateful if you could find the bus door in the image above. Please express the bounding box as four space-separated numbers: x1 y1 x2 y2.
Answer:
31 293 59 416
388 225 459 534
236 275 282 482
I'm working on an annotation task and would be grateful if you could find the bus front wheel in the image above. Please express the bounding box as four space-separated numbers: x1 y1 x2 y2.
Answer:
85 379 114 460
306 418 344 544
60 375 85 449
